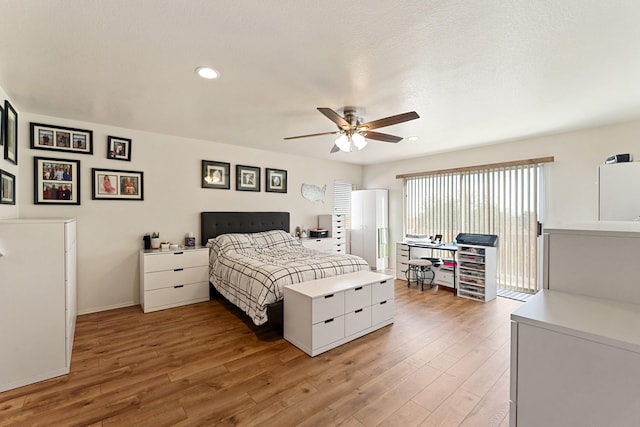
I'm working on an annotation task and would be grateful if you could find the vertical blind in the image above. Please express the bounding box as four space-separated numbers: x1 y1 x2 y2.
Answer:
403 161 546 293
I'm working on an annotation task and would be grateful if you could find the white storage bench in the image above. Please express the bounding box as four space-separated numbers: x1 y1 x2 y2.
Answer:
283 270 395 356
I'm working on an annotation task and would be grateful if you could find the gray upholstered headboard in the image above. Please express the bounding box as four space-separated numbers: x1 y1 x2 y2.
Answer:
200 211 290 245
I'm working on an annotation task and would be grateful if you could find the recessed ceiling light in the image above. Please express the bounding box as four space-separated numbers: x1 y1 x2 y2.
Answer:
195 66 220 79
407 136 419 141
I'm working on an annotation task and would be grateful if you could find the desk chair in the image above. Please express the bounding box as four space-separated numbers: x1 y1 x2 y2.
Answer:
407 258 435 291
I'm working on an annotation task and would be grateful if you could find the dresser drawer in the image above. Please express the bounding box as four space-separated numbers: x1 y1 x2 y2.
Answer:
345 305 372 337
143 249 208 273
302 238 335 252
143 281 209 312
344 284 371 312
371 278 394 303
311 292 344 324
372 299 394 324
312 315 344 349
143 266 208 291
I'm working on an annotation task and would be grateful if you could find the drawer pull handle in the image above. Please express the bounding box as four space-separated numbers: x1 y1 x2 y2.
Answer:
380 280 387 284
174 268 184 272
324 318 334 324
173 251 184 255
324 294 334 299
355 308 363 313
174 285 184 288
380 300 387 305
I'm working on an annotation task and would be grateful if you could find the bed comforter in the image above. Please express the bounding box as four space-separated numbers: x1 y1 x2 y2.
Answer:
207 230 370 325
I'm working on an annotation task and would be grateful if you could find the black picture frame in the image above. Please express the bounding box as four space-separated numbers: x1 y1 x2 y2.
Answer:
0 104 4 146
107 136 132 161
202 160 230 189
265 168 287 193
30 122 93 155
92 168 144 200
34 156 80 205
0 169 15 205
4 100 17 164
236 165 260 192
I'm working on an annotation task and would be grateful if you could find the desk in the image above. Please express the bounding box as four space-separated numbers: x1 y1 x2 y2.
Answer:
396 242 458 292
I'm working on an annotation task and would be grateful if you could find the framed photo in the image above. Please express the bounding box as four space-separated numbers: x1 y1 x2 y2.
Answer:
236 165 260 192
34 157 80 205
4 100 17 164
0 103 4 146
107 136 132 161
92 168 144 200
30 122 93 155
202 160 230 189
266 168 287 193
0 169 15 205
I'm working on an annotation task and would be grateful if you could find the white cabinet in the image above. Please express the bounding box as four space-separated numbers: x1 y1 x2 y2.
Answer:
598 162 640 220
543 221 640 304
140 246 209 313
0 218 77 392
395 242 411 280
301 237 339 253
510 290 640 426
351 189 388 270
319 214 348 253
284 271 394 356
457 244 496 302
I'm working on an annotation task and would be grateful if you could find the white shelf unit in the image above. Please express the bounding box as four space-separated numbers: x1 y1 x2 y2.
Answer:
319 214 348 253
456 244 496 302
0 218 77 392
284 271 394 356
395 242 411 280
140 246 209 313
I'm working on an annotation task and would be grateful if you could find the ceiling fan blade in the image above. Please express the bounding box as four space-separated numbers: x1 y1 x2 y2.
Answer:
362 131 403 143
284 131 341 140
359 111 419 131
330 144 340 154
317 108 350 130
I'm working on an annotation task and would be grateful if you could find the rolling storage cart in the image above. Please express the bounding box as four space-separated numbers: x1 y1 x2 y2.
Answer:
455 233 498 302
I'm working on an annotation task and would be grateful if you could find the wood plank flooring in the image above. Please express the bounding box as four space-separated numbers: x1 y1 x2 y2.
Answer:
0 280 522 426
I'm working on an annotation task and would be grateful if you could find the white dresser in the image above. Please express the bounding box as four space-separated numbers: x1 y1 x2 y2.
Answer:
284 271 394 356
0 218 77 392
140 246 209 313
301 237 338 253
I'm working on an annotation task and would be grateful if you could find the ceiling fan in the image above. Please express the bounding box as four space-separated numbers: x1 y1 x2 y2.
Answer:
284 107 420 153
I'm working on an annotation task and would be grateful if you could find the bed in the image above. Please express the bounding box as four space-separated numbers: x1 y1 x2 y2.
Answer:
201 211 370 327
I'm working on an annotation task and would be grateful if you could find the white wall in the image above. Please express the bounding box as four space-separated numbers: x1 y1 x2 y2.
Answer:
17 113 363 314
363 119 640 266
0 85 19 219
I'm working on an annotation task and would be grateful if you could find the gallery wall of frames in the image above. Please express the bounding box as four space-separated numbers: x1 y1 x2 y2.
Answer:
0 98 288 206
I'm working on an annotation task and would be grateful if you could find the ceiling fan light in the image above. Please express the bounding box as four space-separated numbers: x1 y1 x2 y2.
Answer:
335 134 351 152
352 133 367 150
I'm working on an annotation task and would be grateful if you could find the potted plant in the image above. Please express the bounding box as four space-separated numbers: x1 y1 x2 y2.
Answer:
151 232 160 249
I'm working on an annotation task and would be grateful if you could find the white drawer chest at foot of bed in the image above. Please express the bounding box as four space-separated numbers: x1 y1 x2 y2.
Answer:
284 271 395 356
140 246 209 313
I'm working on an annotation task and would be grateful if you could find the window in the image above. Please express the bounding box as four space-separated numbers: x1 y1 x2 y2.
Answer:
401 158 551 293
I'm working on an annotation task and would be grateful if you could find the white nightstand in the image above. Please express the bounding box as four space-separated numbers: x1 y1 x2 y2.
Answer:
139 246 209 313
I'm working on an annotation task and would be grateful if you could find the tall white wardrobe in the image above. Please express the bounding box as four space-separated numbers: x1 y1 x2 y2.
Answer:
351 189 389 270
0 218 77 392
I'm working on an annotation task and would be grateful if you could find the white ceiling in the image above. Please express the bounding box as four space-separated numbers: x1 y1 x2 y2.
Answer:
1 0 640 166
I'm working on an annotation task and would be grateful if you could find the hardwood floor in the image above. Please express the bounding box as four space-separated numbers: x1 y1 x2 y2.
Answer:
0 280 522 426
